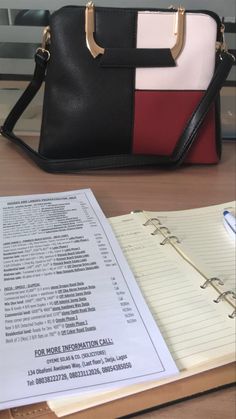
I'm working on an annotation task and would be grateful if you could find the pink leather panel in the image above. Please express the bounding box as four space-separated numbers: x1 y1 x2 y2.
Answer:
135 12 217 90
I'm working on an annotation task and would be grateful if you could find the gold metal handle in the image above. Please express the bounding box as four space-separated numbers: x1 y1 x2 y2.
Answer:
85 2 185 60
171 7 185 60
85 2 105 58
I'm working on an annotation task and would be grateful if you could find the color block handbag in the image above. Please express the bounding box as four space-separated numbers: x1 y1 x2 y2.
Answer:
1 3 235 172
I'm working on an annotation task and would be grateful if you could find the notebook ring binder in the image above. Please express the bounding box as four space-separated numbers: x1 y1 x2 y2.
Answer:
160 235 181 245
152 226 171 235
200 277 224 289
142 205 235 320
159 226 171 233
143 218 161 226
213 290 236 304
229 309 236 319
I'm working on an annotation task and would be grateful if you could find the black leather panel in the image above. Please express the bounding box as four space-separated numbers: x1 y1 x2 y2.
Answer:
39 6 136 158
101 48 176 68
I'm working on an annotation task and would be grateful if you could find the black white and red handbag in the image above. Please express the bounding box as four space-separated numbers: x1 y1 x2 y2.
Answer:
1 3 234 172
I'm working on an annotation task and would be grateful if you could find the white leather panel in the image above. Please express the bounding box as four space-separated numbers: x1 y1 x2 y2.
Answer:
135 12 217 90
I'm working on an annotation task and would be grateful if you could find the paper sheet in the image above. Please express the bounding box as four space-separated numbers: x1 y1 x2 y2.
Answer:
0 189 177 410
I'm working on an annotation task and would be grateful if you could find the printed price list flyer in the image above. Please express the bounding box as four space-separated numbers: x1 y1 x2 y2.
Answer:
0 189 178 409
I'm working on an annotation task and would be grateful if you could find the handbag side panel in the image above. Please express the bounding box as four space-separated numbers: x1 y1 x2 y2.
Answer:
132 11 220 164
39 7 136 159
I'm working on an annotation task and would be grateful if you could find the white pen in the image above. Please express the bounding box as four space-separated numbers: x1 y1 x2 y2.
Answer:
223 210 236 238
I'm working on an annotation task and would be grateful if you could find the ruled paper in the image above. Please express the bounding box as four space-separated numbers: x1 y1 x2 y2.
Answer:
109 206 235 371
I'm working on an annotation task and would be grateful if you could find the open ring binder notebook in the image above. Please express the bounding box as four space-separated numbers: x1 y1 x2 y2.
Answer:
109 202 236 370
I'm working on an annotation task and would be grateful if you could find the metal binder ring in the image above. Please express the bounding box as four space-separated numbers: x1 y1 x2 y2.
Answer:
214 290 236 303
200 277 224 289
151 226 170 236
151 228 159 235
229 309 236 319
159 226 171 234
143 218 161 226
160 235 180 245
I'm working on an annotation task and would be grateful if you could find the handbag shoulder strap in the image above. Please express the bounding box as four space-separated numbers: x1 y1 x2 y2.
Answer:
1 49 234 172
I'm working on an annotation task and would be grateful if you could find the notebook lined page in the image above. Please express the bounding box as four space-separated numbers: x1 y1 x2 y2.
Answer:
109 212 235 371
145 202 236 293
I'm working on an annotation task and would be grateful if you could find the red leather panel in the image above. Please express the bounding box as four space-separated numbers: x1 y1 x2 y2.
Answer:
132 91 218 164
